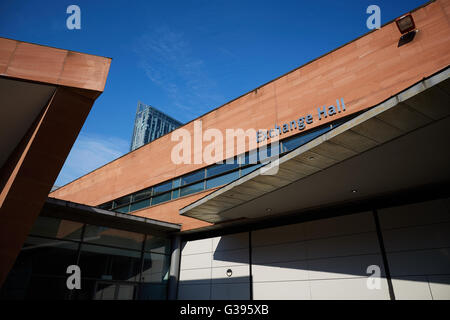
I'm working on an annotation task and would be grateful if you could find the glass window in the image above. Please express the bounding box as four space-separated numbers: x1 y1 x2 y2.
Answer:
151 192 171 205
133 188 152 202
206 170 239 189
98 202 113 210
19 236 80 277
144 236 170 254
172 178 180 188
153 181 172 195
78 244 142 282
83 225 144 251
129 198 150 212
29 216 84 241
281 127 326 152
115 205 130 213
206 162 239 178
139 252 170 284
180 181 204 197
181 170 205 186
172 188 180 200
114 195 132 207
240 163 263 177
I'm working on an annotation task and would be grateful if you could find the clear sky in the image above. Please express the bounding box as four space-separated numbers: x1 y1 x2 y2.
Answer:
0 0 428 186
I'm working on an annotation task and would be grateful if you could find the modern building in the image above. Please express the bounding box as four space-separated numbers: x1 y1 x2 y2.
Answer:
1 0 450 300
130 101 182 151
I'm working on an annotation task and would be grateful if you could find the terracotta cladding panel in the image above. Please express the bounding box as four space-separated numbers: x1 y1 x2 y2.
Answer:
0 38 17 74
58 51 110 91
51 1 450 226
6 42 67 83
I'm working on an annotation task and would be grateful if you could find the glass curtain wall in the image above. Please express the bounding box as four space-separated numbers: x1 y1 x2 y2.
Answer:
0 216 171 300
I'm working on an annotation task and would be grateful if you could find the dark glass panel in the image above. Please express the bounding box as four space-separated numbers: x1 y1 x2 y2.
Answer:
181 170 205 186
206 170 239 189
78 244 142 282
29 216 83 241
144 236 170 254
133 188 152 202
114 195 132 207
83 225 144 251
139 252 170 284
180 181 204 197
129 198 150 212
153 181 172 195
172 178 181 188
151 192 171 205
172 188 180 200
115 205 130 213
206 162 239 178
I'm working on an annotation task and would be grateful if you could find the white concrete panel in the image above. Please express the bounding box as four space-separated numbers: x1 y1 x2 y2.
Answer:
252 223 307 247
210 283 250 300
179 268 211 284
252 241 307 264
309 277 390 300
181 238 213 255
305 212 375 240
307 254 385 280
378 199 450 229
253 281 311 300
180 252 212 270
178 284 211 300
382 222 450 252
211 265 250 284
212 248 249 268
252 260 309 282
391 276 433 300
428 275 450 300
212 232 248 252
387 248 450 276
306 232 380 259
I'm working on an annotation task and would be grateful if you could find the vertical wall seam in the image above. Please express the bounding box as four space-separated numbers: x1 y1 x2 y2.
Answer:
372 208 396 300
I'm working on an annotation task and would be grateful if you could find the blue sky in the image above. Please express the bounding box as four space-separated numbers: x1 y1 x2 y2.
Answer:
0 0 428 186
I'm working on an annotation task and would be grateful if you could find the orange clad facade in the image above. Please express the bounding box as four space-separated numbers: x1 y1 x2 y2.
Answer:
50 0 450 231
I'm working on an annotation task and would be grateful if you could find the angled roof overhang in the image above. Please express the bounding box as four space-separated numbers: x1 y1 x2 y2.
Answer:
44 198 181 236
180 67 450 224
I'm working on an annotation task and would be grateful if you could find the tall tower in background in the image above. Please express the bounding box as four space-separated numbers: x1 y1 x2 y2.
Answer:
130 101 182 151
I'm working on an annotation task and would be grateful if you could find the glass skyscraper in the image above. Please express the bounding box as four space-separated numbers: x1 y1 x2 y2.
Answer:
130 102 182 151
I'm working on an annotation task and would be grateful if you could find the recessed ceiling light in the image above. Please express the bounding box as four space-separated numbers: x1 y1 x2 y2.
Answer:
351 190 358 193
266 208 272 213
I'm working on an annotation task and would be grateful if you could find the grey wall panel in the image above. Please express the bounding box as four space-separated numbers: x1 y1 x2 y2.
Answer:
251 212 389 300
252 242 307 264
178 284 211 300
392 276 433 300
178 233 250 300
309 277 390 300
211 283 250 300
180 252 213 270
253 281 311 300
307 254 385 280
252 261 309 282
387 248 450 276
304 212 375 239
428 275 450 300
379 198 450 300
378 199 450 229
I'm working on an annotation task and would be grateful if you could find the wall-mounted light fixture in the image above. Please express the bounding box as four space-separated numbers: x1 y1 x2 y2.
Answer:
395 14 418 47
